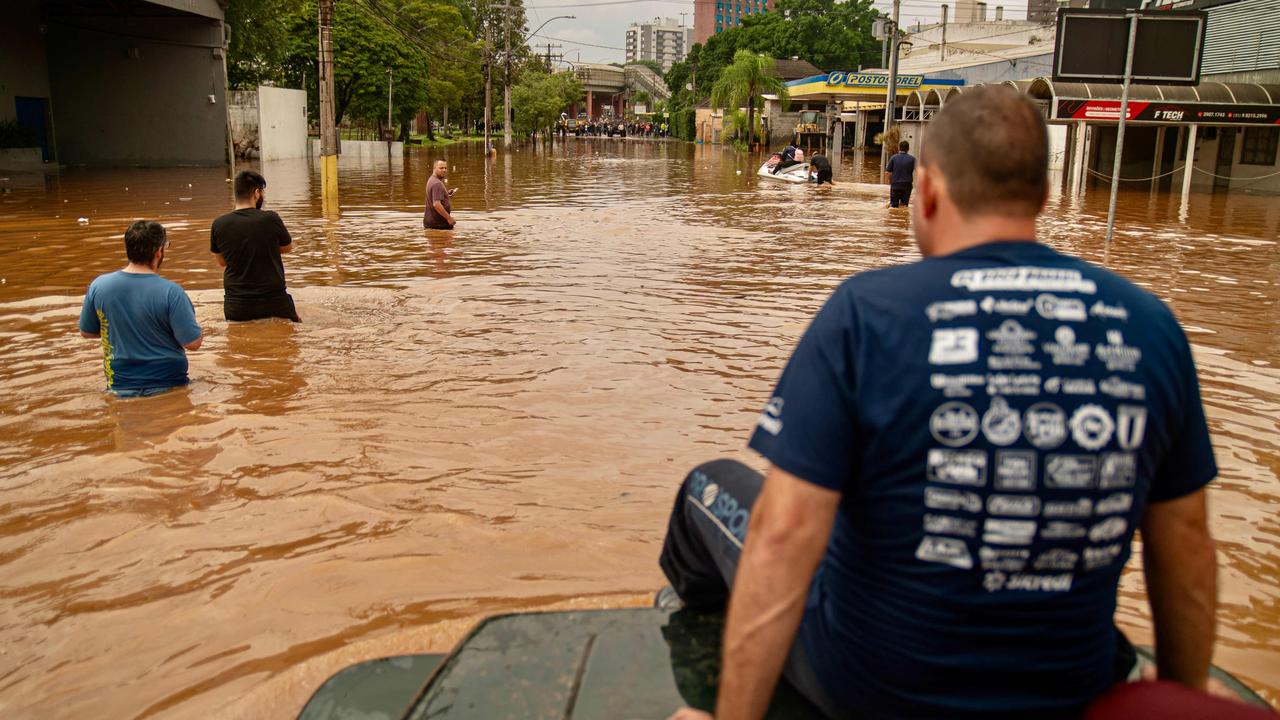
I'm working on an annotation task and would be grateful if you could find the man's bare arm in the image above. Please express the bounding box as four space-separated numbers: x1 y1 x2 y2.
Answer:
714 466 840 720
433 200 454 225
1142 488 1217 690
212 253 226 267
279 244 293 254
183 334 203 351
80 331 98 339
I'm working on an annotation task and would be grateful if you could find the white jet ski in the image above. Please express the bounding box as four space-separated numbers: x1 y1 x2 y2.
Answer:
758 160 811 184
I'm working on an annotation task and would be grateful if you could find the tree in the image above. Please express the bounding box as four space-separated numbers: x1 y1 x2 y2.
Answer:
511 71 582 140
274 0 480 137
710 50 789 149
663 0 880 107
225 0 306 89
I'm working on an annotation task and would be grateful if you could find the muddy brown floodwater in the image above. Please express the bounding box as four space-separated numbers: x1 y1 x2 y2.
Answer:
0 141 1277 718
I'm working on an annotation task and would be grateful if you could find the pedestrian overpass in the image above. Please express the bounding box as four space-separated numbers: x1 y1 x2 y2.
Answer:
570 63 671 119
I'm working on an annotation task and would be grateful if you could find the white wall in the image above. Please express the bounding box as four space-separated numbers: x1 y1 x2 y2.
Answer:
258 86 308 160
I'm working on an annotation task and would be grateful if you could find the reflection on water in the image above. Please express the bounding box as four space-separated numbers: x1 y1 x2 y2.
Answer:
0 140 1277 718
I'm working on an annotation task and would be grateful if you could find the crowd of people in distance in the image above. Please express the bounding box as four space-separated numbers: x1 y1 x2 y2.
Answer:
555 116 670 139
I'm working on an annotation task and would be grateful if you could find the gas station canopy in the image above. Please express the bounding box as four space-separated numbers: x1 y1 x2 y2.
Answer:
785 72 967 103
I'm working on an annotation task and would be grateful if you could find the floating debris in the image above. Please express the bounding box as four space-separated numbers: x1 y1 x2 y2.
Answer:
77 217 89 225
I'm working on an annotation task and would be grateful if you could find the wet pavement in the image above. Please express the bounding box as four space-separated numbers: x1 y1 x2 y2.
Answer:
0 139 1276 717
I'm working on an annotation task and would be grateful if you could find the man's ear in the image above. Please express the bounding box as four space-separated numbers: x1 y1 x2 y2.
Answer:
918 165 939 220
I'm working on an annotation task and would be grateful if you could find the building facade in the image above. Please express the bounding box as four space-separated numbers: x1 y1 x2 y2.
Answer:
693 0 774 45
624 18 693 70
0 0 230 168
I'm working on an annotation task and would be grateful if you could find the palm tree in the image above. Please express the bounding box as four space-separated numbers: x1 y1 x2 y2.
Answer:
710 50 790 150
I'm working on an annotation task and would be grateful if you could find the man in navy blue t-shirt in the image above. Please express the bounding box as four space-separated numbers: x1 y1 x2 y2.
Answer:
884 140 916 208
80 221 203 397
661 86 1219 719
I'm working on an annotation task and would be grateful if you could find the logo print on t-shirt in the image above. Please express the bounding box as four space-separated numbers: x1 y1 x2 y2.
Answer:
1098 452 1137 488
1116 405 1148 450
930 402 979 447
1023 402 1067 449
1035 293 1088 322
929 327 979 365
993 450 1037 490
1095 330 1142 371
915 536 974 569
981 397 1022 446
1069 404 1115 451
1044 326 1091 366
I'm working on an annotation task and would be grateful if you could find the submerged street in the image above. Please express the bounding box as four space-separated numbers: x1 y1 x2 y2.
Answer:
0 141 1277 717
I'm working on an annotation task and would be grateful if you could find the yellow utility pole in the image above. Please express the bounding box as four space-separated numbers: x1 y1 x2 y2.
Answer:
318 0 339 212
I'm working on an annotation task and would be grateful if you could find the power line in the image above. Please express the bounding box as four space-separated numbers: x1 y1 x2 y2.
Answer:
531 32 630 50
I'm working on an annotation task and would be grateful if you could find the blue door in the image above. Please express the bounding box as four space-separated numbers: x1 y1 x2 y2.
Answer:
14 97 50 162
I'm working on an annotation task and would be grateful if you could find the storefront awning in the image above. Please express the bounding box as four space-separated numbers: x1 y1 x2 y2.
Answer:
1028 78 1280 125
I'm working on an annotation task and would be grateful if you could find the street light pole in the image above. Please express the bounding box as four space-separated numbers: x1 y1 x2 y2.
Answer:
497 13 574 148
881 0 901 180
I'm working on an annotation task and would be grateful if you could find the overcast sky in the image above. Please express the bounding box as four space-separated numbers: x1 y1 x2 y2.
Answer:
523 0 1031 66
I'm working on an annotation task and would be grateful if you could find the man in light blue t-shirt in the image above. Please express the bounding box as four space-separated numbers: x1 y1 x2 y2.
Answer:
79 220 203 397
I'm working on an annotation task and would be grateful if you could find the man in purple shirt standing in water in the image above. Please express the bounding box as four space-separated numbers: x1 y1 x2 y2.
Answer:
424 159 457 230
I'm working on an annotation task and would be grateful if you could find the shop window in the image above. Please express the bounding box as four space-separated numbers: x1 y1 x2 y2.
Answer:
1241 127 1279 166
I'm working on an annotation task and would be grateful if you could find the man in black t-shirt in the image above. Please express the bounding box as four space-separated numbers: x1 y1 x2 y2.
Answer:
211 170 301 322
809 154 834 185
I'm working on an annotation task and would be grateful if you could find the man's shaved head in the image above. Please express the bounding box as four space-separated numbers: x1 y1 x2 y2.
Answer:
921 85 1049 219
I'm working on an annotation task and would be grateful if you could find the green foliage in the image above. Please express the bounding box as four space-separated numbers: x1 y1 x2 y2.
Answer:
0 119 39 149
511 71 582 137
225 0 306 88
230 0 492 133
721 110 746 149
710 50 788 147
664 0 880 111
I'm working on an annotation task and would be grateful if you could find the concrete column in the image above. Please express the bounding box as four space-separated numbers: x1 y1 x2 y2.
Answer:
832 119 843 155
855 110 867 149
1071 121 1088 193
1151 126 1165 192
587 90 594 118
1180 123 1197 208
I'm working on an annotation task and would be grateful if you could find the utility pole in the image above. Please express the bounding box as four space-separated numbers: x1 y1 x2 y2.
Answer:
502 2 513 149
484 4 492 155
386 68 393 142
318 0 338 211
1104 13 1139 248
881 0 901 179
940 4 948 62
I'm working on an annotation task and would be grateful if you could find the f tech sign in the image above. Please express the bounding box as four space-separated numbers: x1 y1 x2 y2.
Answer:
1056 99 1280 125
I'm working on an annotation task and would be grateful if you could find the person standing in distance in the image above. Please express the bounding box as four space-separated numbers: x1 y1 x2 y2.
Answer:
211 170 301 322
79 220 203 397
424 159 457 230
884 139 916 208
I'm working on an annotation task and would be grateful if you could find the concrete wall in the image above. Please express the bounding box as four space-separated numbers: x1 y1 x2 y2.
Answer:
0 0 50 124
229 89 259 159
258 86 308 160
926 53 1055 85
45 13 228 166
309 138 405 158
